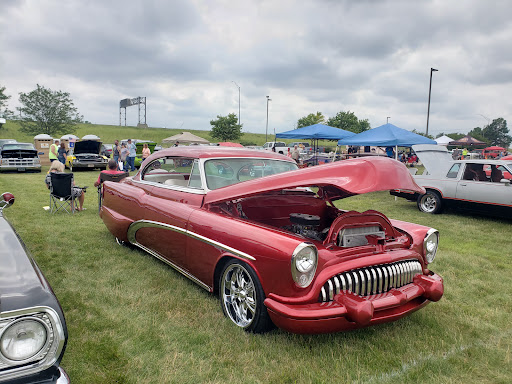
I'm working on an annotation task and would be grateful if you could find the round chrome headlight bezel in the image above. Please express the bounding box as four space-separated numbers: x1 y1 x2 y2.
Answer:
291 242 318 288
423 228 439 264
0 317 49 363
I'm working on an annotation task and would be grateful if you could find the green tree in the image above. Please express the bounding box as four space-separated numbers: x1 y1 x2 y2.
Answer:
296 111 325 128
327 111 370 133
210 113 243 142
17 84 83 136
482 118 511 147
0 85 14 122
411 129 434 139
466 127 487 143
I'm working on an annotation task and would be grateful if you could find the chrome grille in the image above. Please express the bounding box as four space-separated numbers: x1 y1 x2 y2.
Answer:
319 259 423 302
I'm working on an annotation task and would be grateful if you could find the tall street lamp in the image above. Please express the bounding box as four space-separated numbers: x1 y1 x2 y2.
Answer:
232 81 240 126
266 95 271 142
426 68 438 136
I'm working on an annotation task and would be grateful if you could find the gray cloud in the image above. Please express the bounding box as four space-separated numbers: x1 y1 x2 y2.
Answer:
1 0 511 136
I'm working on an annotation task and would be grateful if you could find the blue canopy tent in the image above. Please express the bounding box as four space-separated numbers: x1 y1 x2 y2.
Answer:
338 123 436 159
277 124 356 164
276 123 356 140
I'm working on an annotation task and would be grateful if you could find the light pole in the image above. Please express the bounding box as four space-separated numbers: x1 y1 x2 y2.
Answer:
232 81 240 126
266 95 271 142
426 68 438 136
387 116 391 124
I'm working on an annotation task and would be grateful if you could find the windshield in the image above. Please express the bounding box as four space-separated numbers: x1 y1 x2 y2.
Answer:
204 158 298 190
2 143 35 150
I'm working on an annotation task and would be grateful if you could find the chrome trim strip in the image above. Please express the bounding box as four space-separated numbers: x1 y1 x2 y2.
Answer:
334 275 341 295
364 269 371 295
376 267 383 293
128 220 256 261
346 273 352 292
328 280 334 301
131 241 212 291
352 271 359 295
126 220 257 292
358 270 366 296
132 179 206 195
370 268 377 294
321 287 326 302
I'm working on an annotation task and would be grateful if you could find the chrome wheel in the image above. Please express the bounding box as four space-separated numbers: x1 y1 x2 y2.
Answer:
221 263 256 328
418 191 442 214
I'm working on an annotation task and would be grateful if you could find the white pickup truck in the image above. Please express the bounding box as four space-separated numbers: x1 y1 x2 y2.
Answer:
262 141 287 154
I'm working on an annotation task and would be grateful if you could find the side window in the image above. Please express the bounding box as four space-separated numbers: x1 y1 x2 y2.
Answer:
446 163 460 178
462 163 488 181
141 157 195 187
188 160 202 189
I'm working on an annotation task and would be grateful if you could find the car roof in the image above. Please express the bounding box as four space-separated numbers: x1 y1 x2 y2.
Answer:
148 146 293 161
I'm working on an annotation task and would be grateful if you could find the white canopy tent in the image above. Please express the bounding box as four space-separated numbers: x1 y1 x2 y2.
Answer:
162 131 210 145
435 135 453 146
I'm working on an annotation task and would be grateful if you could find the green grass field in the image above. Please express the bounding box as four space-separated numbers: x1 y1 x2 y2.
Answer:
1 166 511 384
1 122 511 383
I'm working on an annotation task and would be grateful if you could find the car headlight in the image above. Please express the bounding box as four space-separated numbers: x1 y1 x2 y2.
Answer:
0 318 48 361
423 228 439 264
291 242 318 288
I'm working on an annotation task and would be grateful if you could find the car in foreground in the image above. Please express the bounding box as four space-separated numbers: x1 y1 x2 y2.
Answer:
66 140 108 170
99 147 443 334
0 142 41 172
391 144 512 217
0 192 69 383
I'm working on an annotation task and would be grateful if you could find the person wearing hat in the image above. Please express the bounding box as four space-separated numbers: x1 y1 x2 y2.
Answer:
173 141 179 147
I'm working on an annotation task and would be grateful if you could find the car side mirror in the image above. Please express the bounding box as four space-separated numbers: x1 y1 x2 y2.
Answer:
0 192 15 214
500 179 511 185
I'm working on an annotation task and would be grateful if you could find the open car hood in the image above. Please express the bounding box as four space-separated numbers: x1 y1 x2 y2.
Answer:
73 140 102 155
412 144 453 177
204 156 424 205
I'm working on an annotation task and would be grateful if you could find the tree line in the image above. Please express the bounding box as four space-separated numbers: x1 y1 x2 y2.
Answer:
2 84 510 147
436 118 511 148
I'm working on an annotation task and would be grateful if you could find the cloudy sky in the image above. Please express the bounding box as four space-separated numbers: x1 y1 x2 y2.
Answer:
1 0 511 137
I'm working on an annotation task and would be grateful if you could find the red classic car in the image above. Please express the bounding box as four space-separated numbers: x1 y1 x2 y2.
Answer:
99 147 443 334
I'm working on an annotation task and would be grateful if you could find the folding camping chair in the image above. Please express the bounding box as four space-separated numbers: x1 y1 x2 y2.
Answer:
97 172 129 212
49 172 78 214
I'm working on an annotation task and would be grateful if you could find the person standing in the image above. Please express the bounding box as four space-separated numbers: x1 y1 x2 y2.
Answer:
49 139 59 163
127 139 136 171
57 142 68 165
113 140 121 166
291 145 300 163
120 143 129 171
142 143 151 161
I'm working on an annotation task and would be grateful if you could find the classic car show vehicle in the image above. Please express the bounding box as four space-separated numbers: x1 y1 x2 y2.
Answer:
99 147 443 334
0 192 69 383
66 139 108 170
391 144 512 217
0 142 41 172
